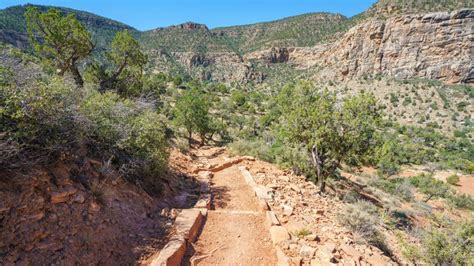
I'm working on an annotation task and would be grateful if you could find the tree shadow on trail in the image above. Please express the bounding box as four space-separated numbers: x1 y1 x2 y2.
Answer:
210 185 231 210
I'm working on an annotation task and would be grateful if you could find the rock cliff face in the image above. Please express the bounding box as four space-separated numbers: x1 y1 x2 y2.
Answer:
246 47 290 64
148 49 264 82
261 9 473 84
167 9 473 84
314 9 473 83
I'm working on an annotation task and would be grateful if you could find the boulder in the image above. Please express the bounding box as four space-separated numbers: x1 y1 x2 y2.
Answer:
174 209 204 242
270 226 290 244
299 245 316 258
266 211 281 227
50 186 77 204
150 238 186 266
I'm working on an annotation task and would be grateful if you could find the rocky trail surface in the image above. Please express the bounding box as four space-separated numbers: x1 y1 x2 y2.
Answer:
186 164 277 265
155 146 397 266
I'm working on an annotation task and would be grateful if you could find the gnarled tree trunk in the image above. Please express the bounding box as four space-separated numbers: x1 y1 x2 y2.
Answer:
311 145 326 193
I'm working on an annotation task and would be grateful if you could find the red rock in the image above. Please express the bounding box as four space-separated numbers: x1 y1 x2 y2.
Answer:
299 245 316 258
150 238 186 266
270 226 290 244
174 209 204 242
365 253 391 266
340 244 362 260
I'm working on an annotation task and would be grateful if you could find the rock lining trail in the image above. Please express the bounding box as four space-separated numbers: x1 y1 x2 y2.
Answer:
185 156 277 265
175 147 399 266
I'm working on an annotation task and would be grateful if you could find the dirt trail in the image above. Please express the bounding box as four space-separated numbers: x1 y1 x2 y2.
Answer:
186 155 277 265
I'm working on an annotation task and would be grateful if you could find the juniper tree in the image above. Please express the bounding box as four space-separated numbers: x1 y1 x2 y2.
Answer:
25 7 94 87
276 81 380 192
98 30 147 94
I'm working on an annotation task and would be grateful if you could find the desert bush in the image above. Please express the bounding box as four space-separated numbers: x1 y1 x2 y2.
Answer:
421 221 474 265
446 174 460 185
447 192 474 211
394 180 415 202
228 139 274 162
173 87 211 146
79 90 169 191
1 77 81 168
295 228 312 238
409 174 449 202
80 90 136 150
395 232 422 263
375 143 401 176
366 177 414 201
447 159 474 174
338 201 391 255
122 111 168 174
276 81 381 192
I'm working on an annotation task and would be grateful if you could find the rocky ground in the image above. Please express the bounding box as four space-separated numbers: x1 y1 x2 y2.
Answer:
175 147 397 265
1 145 471 265
0 149 200 265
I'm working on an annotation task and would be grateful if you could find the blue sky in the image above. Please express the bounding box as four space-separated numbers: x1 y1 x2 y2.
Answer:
0 0 377 30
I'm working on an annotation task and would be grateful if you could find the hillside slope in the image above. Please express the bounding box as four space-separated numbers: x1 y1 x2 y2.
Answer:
365 0 474 17
0 1 472 84
0 4 136 51
212 13 348 53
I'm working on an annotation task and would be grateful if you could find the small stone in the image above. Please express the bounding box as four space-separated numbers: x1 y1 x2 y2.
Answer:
299 244 316 258
290 184 301 193
73 193 85 204
311 258 334 266
305 234 318 241
266 211 280 227
282 204 294 216
170 208 179 219
89 201 100 212
29 212 45 221
292 256 302 266
267 183 279 189
323 242 337 254
365 253 391 266
160 207 170 217
289 244 299 251
340 244 362 260
51 186 77 204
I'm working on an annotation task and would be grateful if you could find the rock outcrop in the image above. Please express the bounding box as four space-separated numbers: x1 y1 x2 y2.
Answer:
316 8 473 83
149 49 265 83
154 9 473 84
267 9 473 84
246 47 290 64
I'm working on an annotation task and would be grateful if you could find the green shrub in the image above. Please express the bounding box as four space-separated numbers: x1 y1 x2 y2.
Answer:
447 159 474 174
229 139 274 162
295 228 312 238
79 90 169 193
338 201 392 255
1 77 80 167
446 174 460 186
122 110 169 176
409 174 449 202
447 193 474 211
394 180 415 202
422 221 474 265
80 90 136 150
396 232 422 263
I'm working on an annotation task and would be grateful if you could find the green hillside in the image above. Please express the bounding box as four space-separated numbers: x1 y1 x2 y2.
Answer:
212 13 348 53
0 4 136 51
365 0 474 17
140 23 234 53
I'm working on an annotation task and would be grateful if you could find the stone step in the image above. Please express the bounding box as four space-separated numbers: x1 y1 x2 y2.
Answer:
210 210 261 215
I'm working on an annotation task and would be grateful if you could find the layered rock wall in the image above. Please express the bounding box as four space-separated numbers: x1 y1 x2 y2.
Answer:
292 9 473 83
